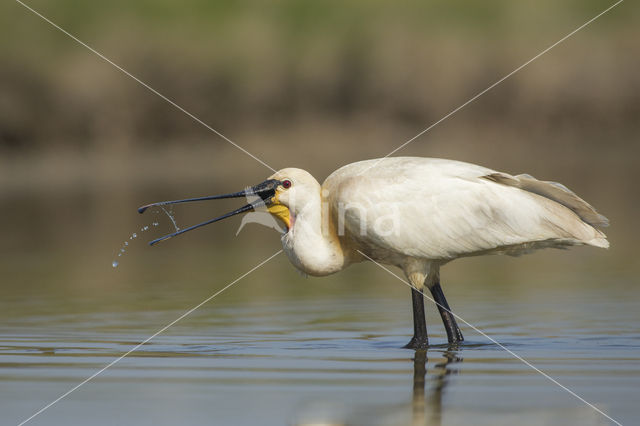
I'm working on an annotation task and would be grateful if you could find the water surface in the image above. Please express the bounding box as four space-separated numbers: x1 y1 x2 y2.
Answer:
0 189 637 425
2 286 638 425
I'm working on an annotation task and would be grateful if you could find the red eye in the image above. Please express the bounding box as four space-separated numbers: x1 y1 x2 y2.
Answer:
282 179 292 189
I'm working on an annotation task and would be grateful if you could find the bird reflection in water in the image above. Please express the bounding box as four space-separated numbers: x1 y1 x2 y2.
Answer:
292 348 462 426
412 348 462 426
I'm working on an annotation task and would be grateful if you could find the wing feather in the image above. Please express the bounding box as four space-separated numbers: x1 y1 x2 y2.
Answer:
324 157 609 261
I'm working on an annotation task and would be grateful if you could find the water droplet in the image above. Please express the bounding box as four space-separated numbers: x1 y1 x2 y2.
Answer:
132 233 137 238
124 241 129 246
153 222 159 226
112 261 119 268
120 248 125 253
118 253 122 257
161 207 180 231
143 226 149 231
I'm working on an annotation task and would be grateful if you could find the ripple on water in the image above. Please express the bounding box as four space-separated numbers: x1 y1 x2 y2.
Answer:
2 296 638 425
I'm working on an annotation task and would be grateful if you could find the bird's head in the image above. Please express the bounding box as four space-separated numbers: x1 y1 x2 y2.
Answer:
138 168 319 245
266 168 321 228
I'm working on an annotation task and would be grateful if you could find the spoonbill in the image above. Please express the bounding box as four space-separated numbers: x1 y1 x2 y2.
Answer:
138 157 609 348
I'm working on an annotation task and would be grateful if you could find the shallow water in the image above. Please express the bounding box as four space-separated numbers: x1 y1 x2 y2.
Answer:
2 287 638 426
0 189 637 425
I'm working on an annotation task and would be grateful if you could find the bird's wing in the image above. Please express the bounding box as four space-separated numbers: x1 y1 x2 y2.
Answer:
324 157 608 261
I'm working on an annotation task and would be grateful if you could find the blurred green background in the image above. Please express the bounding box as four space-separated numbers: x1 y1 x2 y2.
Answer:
0 0 638 314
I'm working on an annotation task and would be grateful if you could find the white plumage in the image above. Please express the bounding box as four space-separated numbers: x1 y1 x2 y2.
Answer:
141 156 609 347
272 157 608 278
266 157 608 346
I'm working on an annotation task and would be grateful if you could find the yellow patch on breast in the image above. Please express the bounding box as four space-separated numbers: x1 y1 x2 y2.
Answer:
267 203 292 229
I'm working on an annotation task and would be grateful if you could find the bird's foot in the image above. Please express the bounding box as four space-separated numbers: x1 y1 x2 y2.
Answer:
404 336 429 349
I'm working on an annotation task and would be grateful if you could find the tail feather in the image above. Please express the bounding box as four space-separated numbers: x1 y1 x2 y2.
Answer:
587 235 610 248
483 172 609 249
483 172 609 228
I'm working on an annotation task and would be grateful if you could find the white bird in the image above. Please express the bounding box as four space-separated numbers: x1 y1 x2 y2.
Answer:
139 157 609 348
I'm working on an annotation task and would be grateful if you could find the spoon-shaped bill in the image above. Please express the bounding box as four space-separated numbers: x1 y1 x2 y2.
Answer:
148 203 255 245
137 191 246 214
137 179 283 245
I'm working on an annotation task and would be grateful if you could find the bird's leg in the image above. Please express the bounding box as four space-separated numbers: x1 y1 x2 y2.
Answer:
429 280 464 343
405 287 429 349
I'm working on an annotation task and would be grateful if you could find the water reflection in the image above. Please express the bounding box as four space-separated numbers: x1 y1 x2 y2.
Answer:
412 348 462 426
291 347 464 426
2 301 639 425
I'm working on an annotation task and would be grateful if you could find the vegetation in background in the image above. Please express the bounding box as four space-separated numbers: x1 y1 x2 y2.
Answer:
1 0 637 152
0 1 637 296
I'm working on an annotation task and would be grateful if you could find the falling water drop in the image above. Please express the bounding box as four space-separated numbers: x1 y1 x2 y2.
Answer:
112 219 168 269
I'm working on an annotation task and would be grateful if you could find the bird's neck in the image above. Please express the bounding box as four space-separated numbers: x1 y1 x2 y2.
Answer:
281 191 347 276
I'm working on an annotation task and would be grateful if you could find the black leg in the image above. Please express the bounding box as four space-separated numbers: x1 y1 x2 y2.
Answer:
405 287 429 349
429 282 464 343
